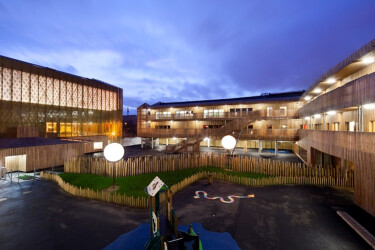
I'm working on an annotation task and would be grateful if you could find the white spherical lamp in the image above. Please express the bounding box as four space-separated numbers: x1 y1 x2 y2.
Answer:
221 135 236 150
103 143 125 162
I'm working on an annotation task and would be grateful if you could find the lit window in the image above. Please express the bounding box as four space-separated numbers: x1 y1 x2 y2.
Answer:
203 109 224 118
93 142 103 150
46 122 57 133
280 106 287 116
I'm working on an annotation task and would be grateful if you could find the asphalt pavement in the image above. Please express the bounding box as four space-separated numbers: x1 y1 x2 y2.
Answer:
1 178 374 249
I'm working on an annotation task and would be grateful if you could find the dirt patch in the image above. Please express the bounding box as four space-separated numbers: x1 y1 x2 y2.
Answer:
103 185 119 193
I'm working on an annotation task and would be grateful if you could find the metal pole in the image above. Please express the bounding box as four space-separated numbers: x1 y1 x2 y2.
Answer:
112 162 115 188
11 169 12 183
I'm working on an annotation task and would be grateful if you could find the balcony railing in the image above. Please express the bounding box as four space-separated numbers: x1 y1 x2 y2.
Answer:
144 109 299 121
138 128 299 141
138 128 203 138
242 129 299 141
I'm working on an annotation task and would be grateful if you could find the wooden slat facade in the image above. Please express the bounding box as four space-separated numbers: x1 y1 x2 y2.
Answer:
298 129 375 217
0 135 108 172
6 127 39 138
300 72 375 116
0 142 84 172
301 38 375 99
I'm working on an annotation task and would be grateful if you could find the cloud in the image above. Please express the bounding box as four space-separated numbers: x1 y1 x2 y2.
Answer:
1 0 375 116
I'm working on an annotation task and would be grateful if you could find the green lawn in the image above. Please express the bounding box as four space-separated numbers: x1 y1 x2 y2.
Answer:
59 166 269 198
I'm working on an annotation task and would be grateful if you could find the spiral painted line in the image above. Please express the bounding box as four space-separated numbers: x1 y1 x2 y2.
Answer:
193 191 255 204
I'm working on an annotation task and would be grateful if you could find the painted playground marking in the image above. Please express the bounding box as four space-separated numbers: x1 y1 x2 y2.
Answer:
194 191 255 204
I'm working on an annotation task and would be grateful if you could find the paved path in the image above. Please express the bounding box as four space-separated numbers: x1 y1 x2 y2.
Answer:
173 180 375 249
0 180 148 250
1 179 374 249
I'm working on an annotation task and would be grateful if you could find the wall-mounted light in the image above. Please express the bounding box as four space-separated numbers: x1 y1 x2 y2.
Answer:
304 96 311 101
304 116 310 120
313 88 322 94
363 103 375 109
313 114 321 118
204 137 209 141
327 110 336 115
173 137 177 141
362 57 374 65
326 78 336 84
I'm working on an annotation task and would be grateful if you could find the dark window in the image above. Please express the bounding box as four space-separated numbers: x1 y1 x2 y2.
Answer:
242 108 247 112
248 125 253 129
230 109 235 112
248 108 253 112
156 125 170 129
235 109 240 112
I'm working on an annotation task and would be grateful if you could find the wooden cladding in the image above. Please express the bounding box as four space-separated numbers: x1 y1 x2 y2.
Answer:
298 129 375 217
6 127 39 138
300 72 375 116
0 142 84 172
139 128 299 141
0 135 108 172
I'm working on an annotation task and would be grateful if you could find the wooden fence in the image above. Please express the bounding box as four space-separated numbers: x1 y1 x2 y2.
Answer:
64 153 354 188
42 168 354 208
41 172 149 208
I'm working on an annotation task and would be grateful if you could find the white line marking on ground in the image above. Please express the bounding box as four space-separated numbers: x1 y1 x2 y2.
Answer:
23 191 32 195
0 198 7 202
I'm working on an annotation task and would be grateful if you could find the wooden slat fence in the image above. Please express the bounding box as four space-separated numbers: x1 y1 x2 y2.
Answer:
41 171 149 208
42 168 354 208
64 153 354 188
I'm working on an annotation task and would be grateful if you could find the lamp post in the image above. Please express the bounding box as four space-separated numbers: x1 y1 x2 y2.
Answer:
221 135 236 169
103 143 125 188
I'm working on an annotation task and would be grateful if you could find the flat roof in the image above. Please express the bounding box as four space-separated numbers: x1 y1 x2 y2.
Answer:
149 91 304 108
0 137 78 149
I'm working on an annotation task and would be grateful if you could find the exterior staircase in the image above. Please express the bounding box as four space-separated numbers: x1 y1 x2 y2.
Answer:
165 113 259 153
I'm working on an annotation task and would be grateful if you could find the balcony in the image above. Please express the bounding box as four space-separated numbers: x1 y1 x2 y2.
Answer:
138 128 299 141
299 72 375 116
144 109 299 121
242 129 299 141
138 128 203 138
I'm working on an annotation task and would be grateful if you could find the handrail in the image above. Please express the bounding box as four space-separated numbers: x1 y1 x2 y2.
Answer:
144 109 299 120
166 115 255 152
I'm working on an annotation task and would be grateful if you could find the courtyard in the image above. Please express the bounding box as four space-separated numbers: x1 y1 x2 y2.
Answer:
1 177 374 249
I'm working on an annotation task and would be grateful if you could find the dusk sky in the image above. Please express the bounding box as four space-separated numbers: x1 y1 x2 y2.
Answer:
1 1 375 114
